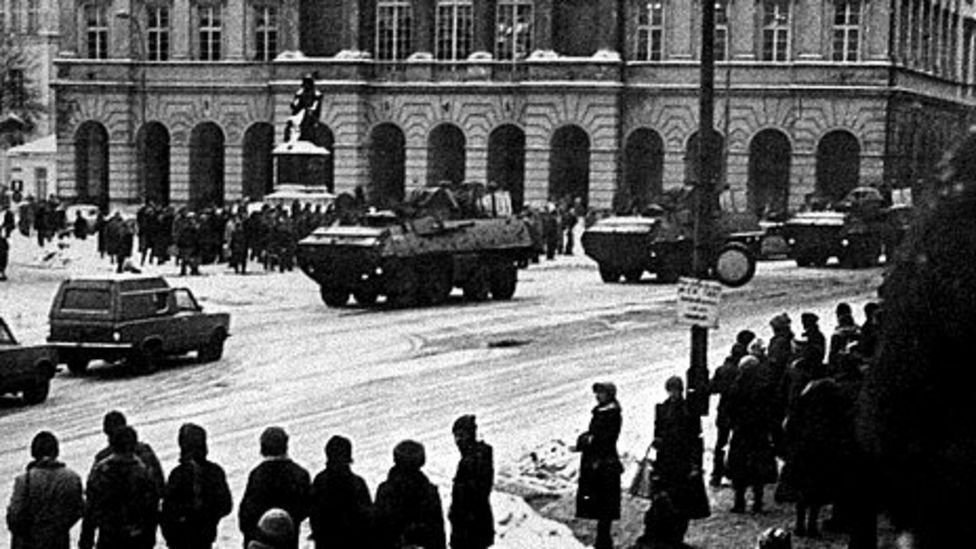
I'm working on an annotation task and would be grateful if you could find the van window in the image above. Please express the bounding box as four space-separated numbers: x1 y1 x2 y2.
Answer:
120 291 170 320
61 289 111 311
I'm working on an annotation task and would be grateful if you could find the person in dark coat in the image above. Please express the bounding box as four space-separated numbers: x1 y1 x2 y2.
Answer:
0 233 8 281
793 313 826 366
642 376 709 548
115 221 135 273
855 128 976 549
2 209 14 238
781 377 845 537
238 427 311 549
94 211 107 258
766 313 794 452
176 213 201 276
74 211 89 240
709 330 755 486
5 431 84 549
827 303 861 375
449 415 494 549
575 382 623 549
308 435 373 549
103 213 123 266
726 355 778 514
91 411 165 497
160 423 233 549
854 301 880 365
374 440 446 549
80 427 159 549
541 206 559 260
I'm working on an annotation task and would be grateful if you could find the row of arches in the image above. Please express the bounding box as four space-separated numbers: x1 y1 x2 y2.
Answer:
72 120 862 215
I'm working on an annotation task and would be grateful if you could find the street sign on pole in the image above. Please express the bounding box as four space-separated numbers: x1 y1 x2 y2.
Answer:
677 277 722 329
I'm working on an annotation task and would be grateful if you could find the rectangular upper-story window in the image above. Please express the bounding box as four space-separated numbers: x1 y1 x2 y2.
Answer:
254 4 278 61
376 0 412 60
495 0 533 60
198 4 222 60
0 0 5 34
832 0 860 62
9 0 20 32
715 0 729 61
7 68 25 108
147 5 170 61
636 1 665 61
436 0 473 61
761 0 790 62
83 3 109 59
26 0 38 33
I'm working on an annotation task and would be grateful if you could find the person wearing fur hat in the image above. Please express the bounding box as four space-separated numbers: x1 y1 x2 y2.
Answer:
449 415 495 549
239 427 310 549
309 435 373 549
374 440 446 549
5 431 84 549
575 382 623 549
726 356 779 514
160 423 233 549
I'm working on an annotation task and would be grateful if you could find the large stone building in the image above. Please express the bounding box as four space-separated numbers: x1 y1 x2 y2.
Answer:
53 0 976 214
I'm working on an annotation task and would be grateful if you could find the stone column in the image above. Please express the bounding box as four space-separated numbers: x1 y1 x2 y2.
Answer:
415 0 435 54
796 0 824 60
341 0 363 51
731 0 756 59
172 0 190 59
224 0 245 60
597 0 620 52
867 0 892 60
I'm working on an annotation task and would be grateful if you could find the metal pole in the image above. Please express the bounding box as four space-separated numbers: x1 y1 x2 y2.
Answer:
688 0 716 417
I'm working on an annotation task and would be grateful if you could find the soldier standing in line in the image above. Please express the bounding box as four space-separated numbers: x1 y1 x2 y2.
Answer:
449 415 494 549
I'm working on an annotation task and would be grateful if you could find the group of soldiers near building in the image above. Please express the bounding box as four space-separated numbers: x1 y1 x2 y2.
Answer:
6 411 494 549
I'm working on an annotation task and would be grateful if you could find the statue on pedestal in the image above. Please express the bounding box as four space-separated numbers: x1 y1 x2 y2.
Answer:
284 73 323 143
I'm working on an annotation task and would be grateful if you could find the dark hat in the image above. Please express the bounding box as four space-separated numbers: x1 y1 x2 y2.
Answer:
393 439 426 469
835 302 853 317
665 375 684 392
736 330 757 346
102 410 127 435
178 423 208 460
801 312 819 324
260 426 289 457
592 382 617 399
256 508 294 545
31 431 59 460
452 414 477 435
325 435 353 464
770 313 791 329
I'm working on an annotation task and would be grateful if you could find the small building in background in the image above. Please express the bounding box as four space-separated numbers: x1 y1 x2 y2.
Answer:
6 134 57 201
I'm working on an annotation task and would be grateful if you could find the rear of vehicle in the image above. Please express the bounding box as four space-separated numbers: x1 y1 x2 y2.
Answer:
780 212 846 267
582 216 663 282
0 319 57 404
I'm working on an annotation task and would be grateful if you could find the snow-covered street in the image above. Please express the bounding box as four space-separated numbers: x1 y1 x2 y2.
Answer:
0 232 882 548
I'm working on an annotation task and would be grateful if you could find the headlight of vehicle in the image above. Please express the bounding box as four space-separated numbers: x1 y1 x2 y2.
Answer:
788 238 796 245
112 331 121 342
841 239 849 247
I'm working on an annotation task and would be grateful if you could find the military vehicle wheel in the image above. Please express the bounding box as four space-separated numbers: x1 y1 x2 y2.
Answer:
490 264 518 300
623 270 643 283
598 265 621 283
656 255 682 284
714 242 756 288
388 266 420 308
463 265 491 301
22 379 50 405
320 286 350 307
198 331 226 363
420 263 452 305
66 356 89 375
353 290 378 306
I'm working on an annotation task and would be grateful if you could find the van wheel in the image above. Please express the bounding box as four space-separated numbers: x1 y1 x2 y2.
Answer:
198 332 226 363
131 345 161 374
22 379 50 404
66 356 89 375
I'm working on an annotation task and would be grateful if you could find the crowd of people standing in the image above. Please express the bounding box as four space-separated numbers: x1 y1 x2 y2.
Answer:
5 410 494 549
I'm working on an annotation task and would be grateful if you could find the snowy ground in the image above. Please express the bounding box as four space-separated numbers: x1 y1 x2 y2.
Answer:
0 230 882 549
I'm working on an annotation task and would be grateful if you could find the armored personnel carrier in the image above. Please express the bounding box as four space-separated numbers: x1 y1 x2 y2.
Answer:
581 187 762 287
777 186 913 268
296 183 537 308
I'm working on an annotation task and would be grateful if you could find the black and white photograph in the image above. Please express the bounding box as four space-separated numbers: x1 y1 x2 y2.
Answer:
2 0 975 547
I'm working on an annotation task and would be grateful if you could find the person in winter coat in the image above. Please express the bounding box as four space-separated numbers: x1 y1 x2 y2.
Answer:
91 411 165 497
5 431 84 549
575 382 623 549
374 440 446 549
160 423 233 549
449 415 494 549
642 376 709 548
0 233 8 281
74 212 89 240
115 221 135 273
793 313 826 366
238 427 311 549
176 213 201 276
246 508 295 549
229 217 249 275
80 427 160 549
727 355 778 514
781 377 845 537
309 435 373 549
2 209 14 238
827 303 861 375
94 212 107 258
709 330 756 486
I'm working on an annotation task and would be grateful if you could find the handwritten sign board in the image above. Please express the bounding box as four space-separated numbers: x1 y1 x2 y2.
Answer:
677 277 722 328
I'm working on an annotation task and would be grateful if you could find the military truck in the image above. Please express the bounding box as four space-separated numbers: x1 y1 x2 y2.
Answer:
0 317 57 405
296 183 537 308
581 187 763 287
777 186 913 268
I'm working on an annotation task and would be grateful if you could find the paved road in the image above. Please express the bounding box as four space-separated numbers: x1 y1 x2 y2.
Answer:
0 237 883 548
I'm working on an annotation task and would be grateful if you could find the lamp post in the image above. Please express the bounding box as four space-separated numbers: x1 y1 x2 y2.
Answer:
115 9 147 202
687 0 718 417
